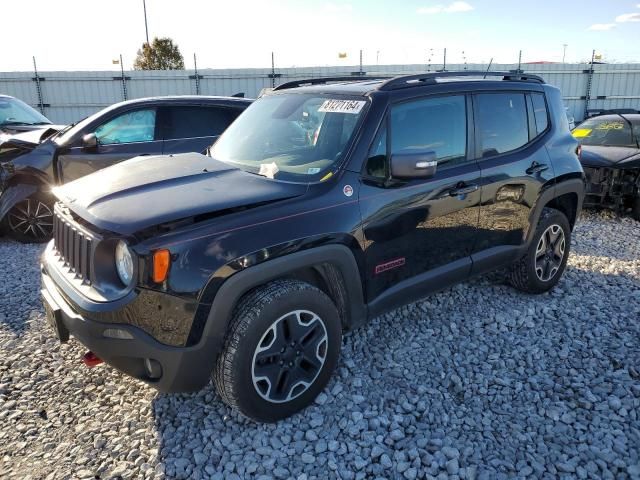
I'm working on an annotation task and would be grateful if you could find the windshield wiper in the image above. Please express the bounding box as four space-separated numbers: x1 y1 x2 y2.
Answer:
1 121 51 127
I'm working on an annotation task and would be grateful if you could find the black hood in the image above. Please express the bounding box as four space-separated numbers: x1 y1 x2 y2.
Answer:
54 152 308 236
580 145 640 168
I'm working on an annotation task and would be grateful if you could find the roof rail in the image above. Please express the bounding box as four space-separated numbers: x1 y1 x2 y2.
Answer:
379 71 545 91
272 75 391 91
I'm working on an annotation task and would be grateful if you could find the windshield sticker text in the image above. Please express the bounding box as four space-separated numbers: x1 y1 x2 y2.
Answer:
595 122 624 130
319 99 366 114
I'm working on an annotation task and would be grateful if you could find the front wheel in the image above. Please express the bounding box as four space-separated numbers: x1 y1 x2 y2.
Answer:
508 208 571 294
213 280 341 422
3 193 54 243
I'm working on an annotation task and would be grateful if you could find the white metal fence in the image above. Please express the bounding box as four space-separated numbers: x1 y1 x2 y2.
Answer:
2 63 639 125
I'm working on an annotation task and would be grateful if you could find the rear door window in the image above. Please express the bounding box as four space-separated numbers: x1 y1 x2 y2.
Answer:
164 106 235 140
95 109 157 145
475 93 528 157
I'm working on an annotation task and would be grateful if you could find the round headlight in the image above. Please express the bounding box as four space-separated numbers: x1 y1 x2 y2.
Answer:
115 241 134 286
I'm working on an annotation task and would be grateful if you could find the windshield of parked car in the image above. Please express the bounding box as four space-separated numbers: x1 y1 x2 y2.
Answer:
210 93 367 181
0 96 51 127
572 116 640 148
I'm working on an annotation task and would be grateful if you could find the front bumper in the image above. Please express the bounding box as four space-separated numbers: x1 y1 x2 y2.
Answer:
41 265 218 393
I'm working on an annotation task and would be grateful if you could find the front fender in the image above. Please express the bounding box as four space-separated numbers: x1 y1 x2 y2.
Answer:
196 244 366 355
0 183 39 222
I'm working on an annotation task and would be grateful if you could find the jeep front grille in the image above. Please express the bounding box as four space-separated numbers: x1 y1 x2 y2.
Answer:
53 210 94 284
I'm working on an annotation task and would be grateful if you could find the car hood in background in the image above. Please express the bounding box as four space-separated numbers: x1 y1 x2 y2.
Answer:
0 125 65 149
579 145 640 168
54 152 308 236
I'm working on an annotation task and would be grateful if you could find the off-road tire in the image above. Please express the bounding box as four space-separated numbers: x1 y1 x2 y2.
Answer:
3 192 55 243
509 207 571 294
213 279 341 422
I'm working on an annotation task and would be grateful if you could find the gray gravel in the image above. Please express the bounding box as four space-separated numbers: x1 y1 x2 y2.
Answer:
1 210 639 479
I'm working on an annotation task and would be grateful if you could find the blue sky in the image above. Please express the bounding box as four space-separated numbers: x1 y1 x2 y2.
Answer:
2 0 639 71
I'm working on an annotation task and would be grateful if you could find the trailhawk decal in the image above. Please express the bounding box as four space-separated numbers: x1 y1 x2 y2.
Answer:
375 257 406 275
318 99 366 114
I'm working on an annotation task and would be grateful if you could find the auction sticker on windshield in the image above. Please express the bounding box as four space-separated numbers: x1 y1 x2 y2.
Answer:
319 99 366 114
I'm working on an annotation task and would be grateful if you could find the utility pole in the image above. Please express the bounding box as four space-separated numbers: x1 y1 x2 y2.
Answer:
583 49 596 120
120 54 127 101
359 49 363 75
32 56 45 115
562 44 568 63
443 47 447 71
517 50 522 73
143 0 150 45
193 53 200 95
271 52 276 89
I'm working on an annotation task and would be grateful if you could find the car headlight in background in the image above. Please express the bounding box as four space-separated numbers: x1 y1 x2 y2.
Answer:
115 240 134 286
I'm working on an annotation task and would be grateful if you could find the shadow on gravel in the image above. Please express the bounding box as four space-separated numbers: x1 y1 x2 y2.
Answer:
0 239 46 335
149 263 640 479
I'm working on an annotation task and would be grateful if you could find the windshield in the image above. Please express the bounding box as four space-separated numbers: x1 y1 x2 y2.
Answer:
210 93 367 181
0 96 51 127
572 117 640 147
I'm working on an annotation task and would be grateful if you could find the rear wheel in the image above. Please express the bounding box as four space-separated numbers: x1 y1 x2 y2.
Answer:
4 193 54 243
509 208 571 294
213 280 341 422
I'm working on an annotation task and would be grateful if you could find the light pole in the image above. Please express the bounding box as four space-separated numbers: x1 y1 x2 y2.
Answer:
562 44 568 63
143 0 150 45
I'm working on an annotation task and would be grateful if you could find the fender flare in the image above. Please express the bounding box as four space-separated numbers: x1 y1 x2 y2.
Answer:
525 178 585 246
200 244 367 355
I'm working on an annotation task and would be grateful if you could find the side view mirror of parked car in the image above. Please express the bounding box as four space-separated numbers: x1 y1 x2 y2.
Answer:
390 151 438 179
82 132 98 149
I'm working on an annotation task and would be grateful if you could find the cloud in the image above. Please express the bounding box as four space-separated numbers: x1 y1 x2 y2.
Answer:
417 2 473 14
615 12 640 22
588 23 617 31
323 3 353 13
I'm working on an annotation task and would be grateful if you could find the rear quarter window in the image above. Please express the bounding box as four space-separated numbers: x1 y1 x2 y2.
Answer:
530 93 549 135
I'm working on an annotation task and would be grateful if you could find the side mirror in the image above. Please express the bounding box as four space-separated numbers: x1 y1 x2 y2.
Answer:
82 133 98 150
390 151 438 179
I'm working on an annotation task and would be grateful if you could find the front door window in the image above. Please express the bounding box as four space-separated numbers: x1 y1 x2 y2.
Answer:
95 109 156 145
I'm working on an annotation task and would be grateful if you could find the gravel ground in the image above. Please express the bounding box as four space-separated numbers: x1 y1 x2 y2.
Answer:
0 210 639 480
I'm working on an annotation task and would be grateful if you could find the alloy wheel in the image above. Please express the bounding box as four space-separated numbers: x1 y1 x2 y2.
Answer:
534 224 566 282
252 309 328 403
7 198 54 240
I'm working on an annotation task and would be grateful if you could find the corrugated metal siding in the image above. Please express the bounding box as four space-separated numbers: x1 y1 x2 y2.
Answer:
1 63 639 124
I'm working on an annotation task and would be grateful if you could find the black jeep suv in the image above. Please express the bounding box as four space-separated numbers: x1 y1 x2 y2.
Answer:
41 72 584 422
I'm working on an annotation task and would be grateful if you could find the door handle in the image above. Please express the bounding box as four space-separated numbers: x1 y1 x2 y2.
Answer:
449 183 479 196
526 162 549 175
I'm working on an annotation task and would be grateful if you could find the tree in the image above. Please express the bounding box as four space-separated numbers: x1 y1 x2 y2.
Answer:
133 37 185 70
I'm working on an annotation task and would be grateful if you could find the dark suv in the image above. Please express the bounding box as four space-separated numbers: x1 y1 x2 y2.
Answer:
1 96 251 242
41 72 584 422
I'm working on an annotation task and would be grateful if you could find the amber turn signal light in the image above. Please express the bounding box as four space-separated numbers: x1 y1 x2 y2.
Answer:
152 249 171 283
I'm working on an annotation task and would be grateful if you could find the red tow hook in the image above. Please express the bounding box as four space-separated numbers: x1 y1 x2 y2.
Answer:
82 351 103 368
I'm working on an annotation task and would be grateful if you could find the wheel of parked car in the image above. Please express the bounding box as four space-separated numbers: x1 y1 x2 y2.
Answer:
4 193 54 243
508 208 571 294
213 279 341 422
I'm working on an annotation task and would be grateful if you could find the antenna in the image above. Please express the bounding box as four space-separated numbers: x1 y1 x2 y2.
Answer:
483 58 493 78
